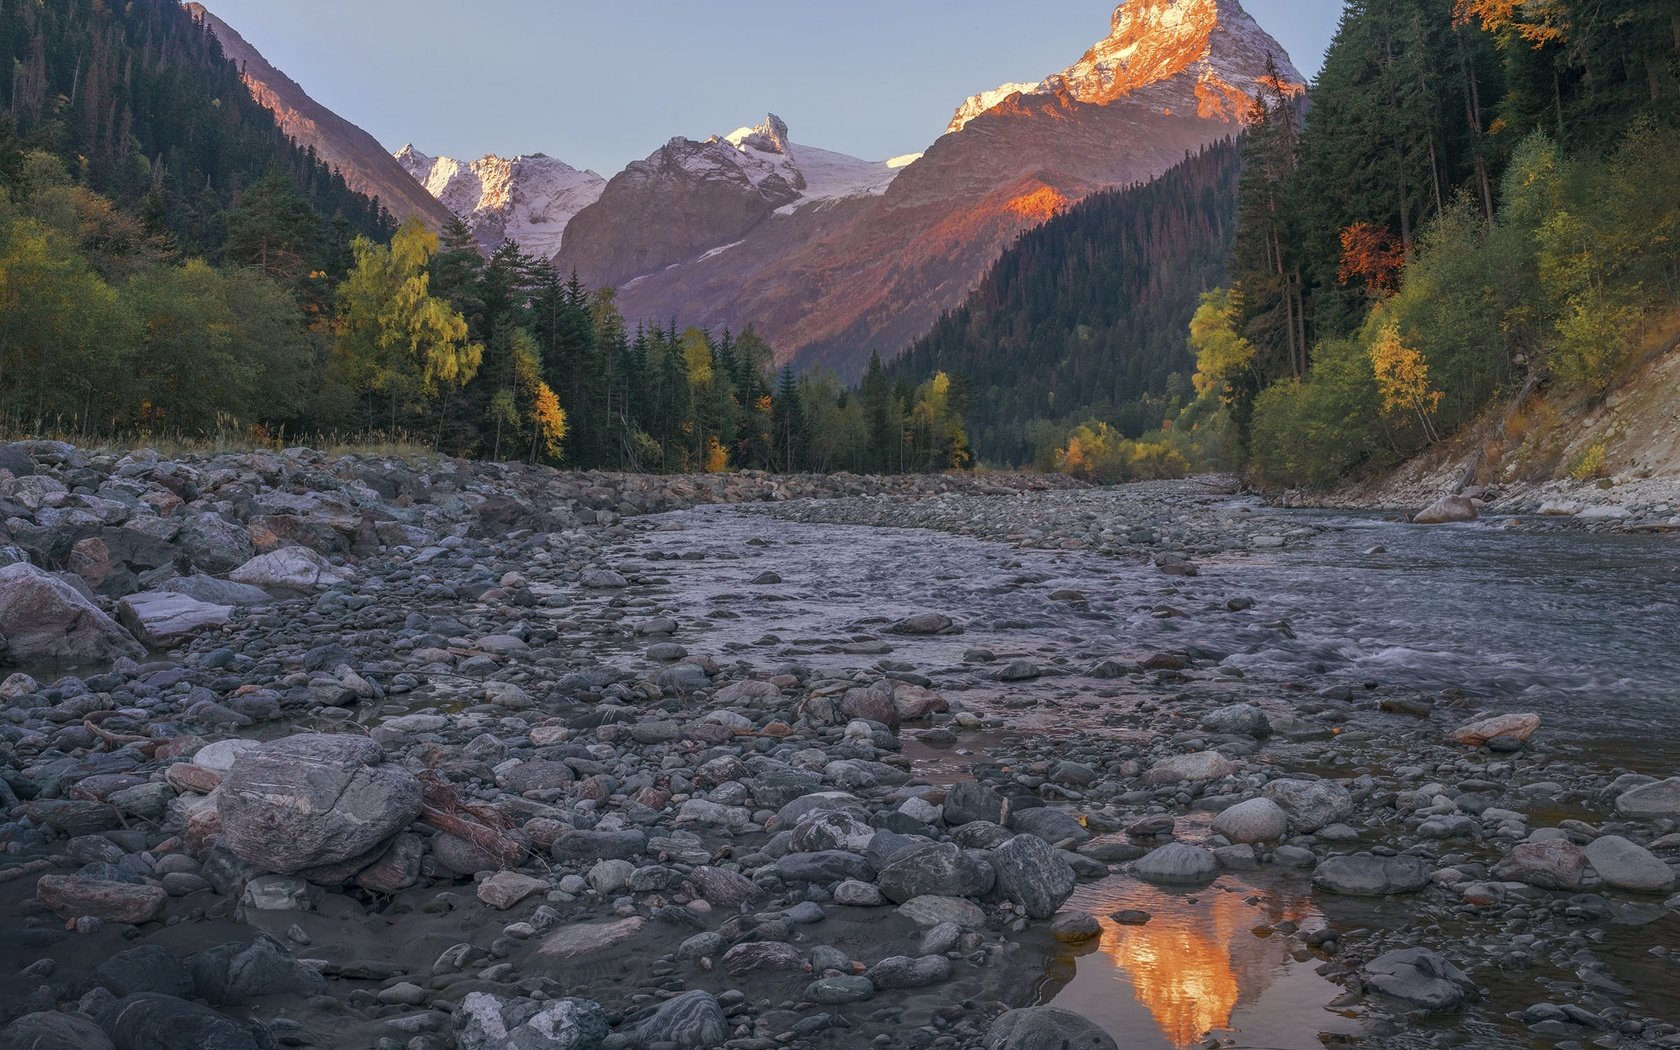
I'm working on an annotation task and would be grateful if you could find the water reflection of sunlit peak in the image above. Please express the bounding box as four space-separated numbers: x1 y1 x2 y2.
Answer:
1097 888 1310 1048
1109 919 1240 1046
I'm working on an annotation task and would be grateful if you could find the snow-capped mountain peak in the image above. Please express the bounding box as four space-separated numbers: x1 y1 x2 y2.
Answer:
724 114 792 156
393 147 607 258
948 0 1303 133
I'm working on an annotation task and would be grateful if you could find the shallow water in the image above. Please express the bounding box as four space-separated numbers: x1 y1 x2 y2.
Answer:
1031 875 1363 1050
620 502 1680 1046
632 504 1679 747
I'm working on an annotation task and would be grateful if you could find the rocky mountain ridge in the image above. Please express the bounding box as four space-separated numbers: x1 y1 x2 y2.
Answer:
187 4 453 228
568 0 1303 375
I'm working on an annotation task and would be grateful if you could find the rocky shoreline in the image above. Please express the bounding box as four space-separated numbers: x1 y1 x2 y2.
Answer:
2 442 1678 1050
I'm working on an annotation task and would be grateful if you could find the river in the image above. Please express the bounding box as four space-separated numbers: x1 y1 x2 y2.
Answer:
611 500 1680 1049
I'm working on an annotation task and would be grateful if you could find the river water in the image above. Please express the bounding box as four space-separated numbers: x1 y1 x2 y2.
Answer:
617 501 1680 1048
632 503 1680 757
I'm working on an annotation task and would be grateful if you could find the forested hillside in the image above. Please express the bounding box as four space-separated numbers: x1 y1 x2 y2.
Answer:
0 0 392 252
1194 0 1680 487
890 140 1240 465
0 0 972 476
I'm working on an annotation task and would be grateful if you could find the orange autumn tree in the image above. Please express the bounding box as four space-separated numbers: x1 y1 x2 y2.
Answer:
1369 320 1444 443
1450 0 1569 46
1337 223 1407 297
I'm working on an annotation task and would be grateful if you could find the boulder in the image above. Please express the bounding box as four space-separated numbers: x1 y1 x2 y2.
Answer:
354 832 424 893
1616 777 1680 818
887 612 954 635
990 832 1076 919
117 591 233 648
452 992 608 1050
187 934 327 1004
789 810 877 854
96 993 274 1050
723 941 806 976
1584 835 1677 892
477 871 548 910
877 843 994 902
227 547 354 591
580 568 628 588
776 850 875 885
1448 713 1540 747
628 990 727 1050
160 575 272 607
1491 839 1588 890
687 866 763 909
538 917 645 960
983 1007 1119 1050
1140 751 1235 786
35 875 165 924
216 735 421 875
1009 807 1089 845
0 562 143 663
1360 948 1478 1010
0 1012 115 1050
1050 912 1102 943
1131 843 1219 884
1262 778 1353 832
93 945 194 999
177 515 256 575
1211 797 1289 844
1413 495 1479 524
1199 703 1271 737
863 954 952 989
943 780 1007 827
550 829 646 864
1312 854 1431 896
898 895 987 929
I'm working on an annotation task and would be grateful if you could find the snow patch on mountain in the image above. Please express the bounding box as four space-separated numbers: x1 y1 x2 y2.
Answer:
393 146 606 258
948 82 1042 134
947 0 1303 133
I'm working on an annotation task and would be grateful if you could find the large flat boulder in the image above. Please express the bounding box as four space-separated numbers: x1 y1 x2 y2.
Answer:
35 875 165 924
1616 777 1680 818
216 734 421 875
0 562 143 663
1313 853 1431 896
1360 948 1478 1010
117 591 233 648
159 574 273 607
228 546 354 591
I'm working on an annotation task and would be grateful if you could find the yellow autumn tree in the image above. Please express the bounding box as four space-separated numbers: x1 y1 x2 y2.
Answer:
703 435 729 473
530 383 567 460
1189 288 1255 402
497 325 571 460
1369 321 1443 443
334 217 483 429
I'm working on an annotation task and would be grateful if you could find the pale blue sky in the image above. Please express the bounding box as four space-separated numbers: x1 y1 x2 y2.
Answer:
203 0 1343 174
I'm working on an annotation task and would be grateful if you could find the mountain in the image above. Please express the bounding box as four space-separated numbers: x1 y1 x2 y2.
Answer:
187 4 453 229
554 115 914 292
394 147 607 258
890 140 1242 464
577 0 1300 377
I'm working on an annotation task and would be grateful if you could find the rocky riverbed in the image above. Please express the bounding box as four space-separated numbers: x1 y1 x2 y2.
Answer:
1 442 1678 1050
